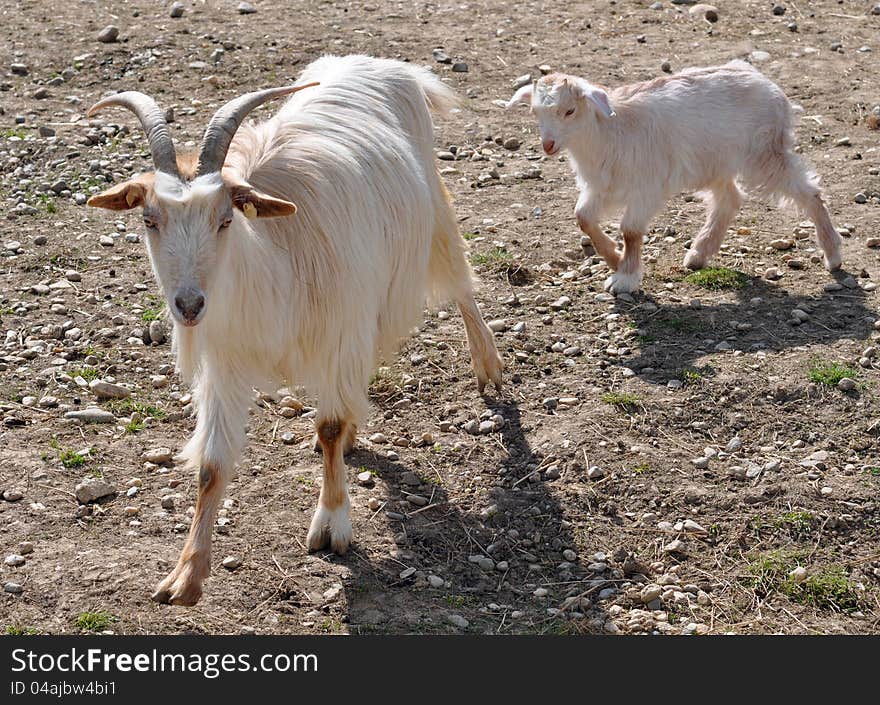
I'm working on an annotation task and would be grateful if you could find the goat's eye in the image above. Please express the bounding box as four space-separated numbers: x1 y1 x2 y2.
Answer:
219 217 232 230
565 108 575 117
143 216 157 230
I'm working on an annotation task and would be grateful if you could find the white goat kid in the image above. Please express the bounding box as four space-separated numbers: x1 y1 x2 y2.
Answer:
508 61 842 294
87 55 503 606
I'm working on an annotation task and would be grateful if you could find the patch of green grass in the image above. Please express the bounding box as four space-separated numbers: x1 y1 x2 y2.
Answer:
632 463 650 475
0 306 15 316
124 420 144 434
808 360 859 387
470 247 513 267
140 308 162 322
59 449 86 469
4 128 27 139
5 625 38 635
864 467 880 477
443 594 476 608
773 511 815 536
74 611 115 632
684 266 749 290
746 551 863 612
601 391 641 411
69 366 100 381
462 232 478 241
106 398 165 419
637 334 656 345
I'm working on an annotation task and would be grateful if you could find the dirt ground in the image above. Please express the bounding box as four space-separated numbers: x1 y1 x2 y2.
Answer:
1 0 879 635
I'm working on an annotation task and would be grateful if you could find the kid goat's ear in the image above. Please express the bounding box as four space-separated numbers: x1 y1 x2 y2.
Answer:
506 82 534 109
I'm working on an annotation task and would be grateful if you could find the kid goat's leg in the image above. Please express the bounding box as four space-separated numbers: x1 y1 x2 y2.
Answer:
152 368 251 606
684 180 743 270
575 192 620 270
787 178 842 272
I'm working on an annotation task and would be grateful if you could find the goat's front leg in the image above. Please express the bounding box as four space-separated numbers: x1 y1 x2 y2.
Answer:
306 416 354 554
152 372 250 606
604 228 644 295
575 192 620 270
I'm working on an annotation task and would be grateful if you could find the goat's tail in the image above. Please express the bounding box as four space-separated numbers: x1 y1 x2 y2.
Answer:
409 64 459 116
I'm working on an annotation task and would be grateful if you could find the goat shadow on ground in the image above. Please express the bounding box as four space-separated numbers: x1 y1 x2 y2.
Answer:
615 269 875 383
299 397 616 634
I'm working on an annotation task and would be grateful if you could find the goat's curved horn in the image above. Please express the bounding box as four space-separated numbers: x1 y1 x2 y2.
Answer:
196 82 319 176
87 92 180 178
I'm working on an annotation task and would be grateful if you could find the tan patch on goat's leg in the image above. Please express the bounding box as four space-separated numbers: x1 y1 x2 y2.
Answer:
456 293 503 393
577 215 621 271
311 423 357 455
152 462 225 606
306 418 353 554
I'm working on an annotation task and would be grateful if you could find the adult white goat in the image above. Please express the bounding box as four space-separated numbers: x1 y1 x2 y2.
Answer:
508 60 842 294
87 54 503 606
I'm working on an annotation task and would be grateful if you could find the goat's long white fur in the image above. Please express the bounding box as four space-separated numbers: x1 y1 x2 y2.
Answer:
509 60 842 294
99 55 504 604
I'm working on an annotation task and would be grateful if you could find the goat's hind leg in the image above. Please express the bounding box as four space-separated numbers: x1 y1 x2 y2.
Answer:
457 293 503 393
786 176 842 271
684 180 743 270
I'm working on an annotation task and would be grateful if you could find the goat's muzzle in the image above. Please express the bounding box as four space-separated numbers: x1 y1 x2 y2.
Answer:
173 288 206 326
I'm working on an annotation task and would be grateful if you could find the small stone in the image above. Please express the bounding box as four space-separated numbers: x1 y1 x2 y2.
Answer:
428 575 444 588
771 4 786 16
563 549 577 561
2 489 24 502
160 495 176 510
170 2 185 17
65 408 116 423
89 379 131 400
478 420 495 434
10 63 28 76
451 62 469 73
692 457 709 469
503 137 521 151
447 614 469 628
487 318 508 332
222 555 242 570
97 25 119 43
75 477 116 504
148 320 166 344
789 566 807 583
367 497 381 511
399 567 417 579
3 582 23 594
142 447 172 464
640 584 662 603
550 296 571 310
407 494 429 507
357 470 373 486
4 554 25 567
726 437 742 453
854 193 868 204
432 48 451 64
587 466 604 480
663 539 686 554
280 432 296 445
683 519 707 534
837 377 856 392
237 2 257 13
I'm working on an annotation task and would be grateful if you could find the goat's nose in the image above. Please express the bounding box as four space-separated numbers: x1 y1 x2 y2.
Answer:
173 290 205 323
542 139 556 154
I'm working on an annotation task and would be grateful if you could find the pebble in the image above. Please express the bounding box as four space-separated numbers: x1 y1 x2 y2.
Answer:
837 377 856 391
789 566 807 583
2 489 24 501
407 494 428 506
357 471 373 486
428 575 444 588
3 582 23 594
237 2 257 13
367 497 381 511
89 379 131 400
170 2 185 17
550 296 571 311
587 466 604 480
562 549 577 561
65 408 116 423
4 554 25 567
18 541 34 555
432 48 451 64
447 614 469 628
663 539 686 554
97 25 119 43
75 477 116 504
451 62 469 73
160 496 176 510
142 447 172 464
487 318 508 332
222 556 242 570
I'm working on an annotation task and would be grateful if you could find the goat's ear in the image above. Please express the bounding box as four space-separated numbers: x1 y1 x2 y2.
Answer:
580 84 616 119
506 83 534 109
87 179 150 210
229 184 297 219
